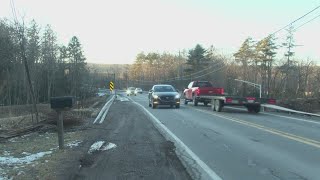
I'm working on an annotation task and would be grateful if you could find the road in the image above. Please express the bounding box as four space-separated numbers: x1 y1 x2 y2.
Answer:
128 92 320 180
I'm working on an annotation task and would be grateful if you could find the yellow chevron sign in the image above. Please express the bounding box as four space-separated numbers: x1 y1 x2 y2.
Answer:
109 81 114 91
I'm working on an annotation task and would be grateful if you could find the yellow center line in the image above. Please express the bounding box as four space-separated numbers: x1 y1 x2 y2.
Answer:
191 107 320 149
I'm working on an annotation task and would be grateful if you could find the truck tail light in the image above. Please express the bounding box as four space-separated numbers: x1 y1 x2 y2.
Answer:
196 89 200 96
220 88 224 95
213 88 224 95
246 97 256 101
226 98 232 103
268 99 276 104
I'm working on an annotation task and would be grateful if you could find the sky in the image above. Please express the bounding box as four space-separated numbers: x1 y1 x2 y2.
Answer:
0 0 319 64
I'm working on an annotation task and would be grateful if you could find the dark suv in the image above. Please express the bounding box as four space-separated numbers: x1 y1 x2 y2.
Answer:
148 84 180 109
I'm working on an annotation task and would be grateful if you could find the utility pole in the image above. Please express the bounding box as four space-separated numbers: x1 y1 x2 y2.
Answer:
283 25 303 95
179 50 182 88
113 73 116 96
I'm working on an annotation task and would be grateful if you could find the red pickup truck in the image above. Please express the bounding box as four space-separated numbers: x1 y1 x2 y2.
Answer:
183 81 224 106
183 80 263 113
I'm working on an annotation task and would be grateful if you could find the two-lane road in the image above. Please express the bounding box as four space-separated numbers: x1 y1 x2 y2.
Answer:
128 93 320 180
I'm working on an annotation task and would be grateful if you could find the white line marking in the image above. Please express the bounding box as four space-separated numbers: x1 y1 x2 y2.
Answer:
133 101 222 180
93 95 115 124
192 108 320 148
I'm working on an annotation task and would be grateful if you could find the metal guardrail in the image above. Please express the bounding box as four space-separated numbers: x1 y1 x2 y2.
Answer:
261 104 320 117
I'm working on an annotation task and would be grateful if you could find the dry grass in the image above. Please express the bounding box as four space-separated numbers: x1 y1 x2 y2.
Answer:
1 131 86 180
0 96 108 179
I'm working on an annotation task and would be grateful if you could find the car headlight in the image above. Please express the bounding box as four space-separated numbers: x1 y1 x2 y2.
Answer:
175 94 181 99
153 95 159 99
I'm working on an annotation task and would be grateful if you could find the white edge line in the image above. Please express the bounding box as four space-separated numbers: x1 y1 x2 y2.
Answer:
99 96 115 124
93 95 114 124
133 101 222 180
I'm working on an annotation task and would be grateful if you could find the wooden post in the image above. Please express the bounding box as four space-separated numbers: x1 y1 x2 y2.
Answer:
57 110 64 150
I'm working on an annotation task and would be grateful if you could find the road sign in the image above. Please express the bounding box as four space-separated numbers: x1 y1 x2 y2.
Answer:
109 81 114 91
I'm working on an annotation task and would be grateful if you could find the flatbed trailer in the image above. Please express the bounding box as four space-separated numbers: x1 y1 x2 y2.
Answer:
199 95 261 113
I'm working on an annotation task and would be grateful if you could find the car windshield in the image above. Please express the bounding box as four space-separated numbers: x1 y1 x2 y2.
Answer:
154 86 175 92
1 1 318 180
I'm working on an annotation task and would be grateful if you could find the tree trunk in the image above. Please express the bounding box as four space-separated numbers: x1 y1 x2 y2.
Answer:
19 28 39 123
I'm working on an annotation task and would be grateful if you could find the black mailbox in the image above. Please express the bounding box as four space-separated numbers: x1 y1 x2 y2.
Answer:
50 96 75 110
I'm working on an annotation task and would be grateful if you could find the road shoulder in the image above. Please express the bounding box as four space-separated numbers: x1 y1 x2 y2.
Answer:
71 99 191 180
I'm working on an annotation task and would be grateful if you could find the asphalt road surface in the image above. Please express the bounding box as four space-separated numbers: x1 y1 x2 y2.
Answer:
129 92 320 180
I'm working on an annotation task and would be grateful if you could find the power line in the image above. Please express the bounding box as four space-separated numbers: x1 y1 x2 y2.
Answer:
270 5 320 36
165 61 225 81
130 60 225 83
294 14 320 31
180 64 227 80
130 62 227 85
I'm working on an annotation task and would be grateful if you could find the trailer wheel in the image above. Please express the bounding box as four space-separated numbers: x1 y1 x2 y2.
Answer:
247 106 253 112
253 106 261 113
215 100 222 112
193 96 198 106
211 99 216 111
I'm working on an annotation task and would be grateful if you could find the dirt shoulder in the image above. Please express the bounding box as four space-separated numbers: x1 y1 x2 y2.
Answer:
71 98 191 180
0 96 191 180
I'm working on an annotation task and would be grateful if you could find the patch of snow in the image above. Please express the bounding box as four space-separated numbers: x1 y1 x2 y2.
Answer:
17 171 25 176
101 143 117 151
21 134 32 138
3 151 10 156
8 137 18 142
49 147 58 151
119 97 129 102
0 151 52 165
88 141 105 154
21 152 31 156
67 140 82 148
0 167 9 180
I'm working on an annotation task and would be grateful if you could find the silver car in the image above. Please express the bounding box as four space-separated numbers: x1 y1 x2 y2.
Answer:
134 88 143 95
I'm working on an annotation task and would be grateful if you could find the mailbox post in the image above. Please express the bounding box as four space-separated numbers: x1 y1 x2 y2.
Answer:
50 96 75 150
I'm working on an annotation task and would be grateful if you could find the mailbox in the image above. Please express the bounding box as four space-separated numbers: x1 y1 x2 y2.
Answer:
50 96 75 110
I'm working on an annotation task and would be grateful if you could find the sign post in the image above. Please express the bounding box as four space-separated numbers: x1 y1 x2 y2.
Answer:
57 111 64 149
50 96 75 150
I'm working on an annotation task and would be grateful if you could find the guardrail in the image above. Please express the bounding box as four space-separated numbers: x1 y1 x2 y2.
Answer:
261 104 320 117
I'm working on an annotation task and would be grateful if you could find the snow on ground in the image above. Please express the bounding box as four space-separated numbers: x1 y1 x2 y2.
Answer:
3 152 10 156
101 143 117 151
88 141 105 154
88 141 117 154
0 168 5 180
0 151 52 165
67 140 82 148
